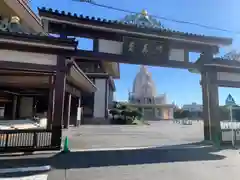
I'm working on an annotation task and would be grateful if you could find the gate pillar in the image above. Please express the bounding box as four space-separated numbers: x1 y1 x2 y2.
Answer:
200 50 221 144
52 55 66 148
207 71 221 146
201 50 213 141
201 71 211 141
202 70 221 144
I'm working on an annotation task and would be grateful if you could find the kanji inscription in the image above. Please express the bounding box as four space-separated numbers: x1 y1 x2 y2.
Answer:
123 37 167 60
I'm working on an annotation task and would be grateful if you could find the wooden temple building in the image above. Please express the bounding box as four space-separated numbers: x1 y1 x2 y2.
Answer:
0 1 239 152
0 0 119 129
0 1 119 151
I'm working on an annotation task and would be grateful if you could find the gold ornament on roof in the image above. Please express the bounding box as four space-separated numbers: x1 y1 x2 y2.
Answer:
10 16 20 24
141 9 148 17
121 9 163 29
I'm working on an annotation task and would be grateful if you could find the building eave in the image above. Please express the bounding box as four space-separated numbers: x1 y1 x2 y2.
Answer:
38 7 232 47
102 62 120 79
0 31 77 54
109 76 116 92
67 60 97 93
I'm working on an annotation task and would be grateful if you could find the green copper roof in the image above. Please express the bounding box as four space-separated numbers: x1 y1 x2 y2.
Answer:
188 68 200 74
121 9 164 29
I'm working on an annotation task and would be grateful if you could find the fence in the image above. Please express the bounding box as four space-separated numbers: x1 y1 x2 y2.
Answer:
220 105 240 147
0 128 61 153
173 118 192 125
221 121 240 146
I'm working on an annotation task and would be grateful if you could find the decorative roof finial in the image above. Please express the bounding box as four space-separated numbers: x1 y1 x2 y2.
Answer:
141 9 148 17
121 9 164 29
9 16 23 33
10 16 20 24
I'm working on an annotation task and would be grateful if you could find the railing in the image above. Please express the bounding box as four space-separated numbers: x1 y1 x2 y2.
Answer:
173 118 192 125
0 129 61 153
221 121 240 146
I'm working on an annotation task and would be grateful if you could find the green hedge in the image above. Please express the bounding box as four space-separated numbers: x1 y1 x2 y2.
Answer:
109 102 143 124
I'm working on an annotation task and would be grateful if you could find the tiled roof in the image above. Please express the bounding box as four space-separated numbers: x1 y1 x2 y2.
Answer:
0 30 78 47
211 58 240 66
38 7 232 45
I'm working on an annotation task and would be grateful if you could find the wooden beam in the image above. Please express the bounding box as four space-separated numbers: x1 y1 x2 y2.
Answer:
169 40 219 54
73 50 198 69
203 66 240 73
216 80 240 88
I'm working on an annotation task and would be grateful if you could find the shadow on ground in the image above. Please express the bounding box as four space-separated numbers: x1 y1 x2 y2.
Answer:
0 141 226 177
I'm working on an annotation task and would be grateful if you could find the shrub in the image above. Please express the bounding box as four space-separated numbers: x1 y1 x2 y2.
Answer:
109 102 143 124
174 110 190 119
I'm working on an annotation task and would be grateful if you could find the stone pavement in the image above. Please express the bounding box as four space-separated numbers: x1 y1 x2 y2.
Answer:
1 121 240 180
62 120 204 149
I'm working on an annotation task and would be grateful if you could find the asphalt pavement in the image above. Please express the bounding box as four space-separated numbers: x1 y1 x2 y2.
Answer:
0 120 240 180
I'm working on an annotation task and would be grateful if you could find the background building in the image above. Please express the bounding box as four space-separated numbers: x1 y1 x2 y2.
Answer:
182 102 203 112
128 66 174 120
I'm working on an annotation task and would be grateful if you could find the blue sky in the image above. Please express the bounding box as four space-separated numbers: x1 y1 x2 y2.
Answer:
31 0 240 105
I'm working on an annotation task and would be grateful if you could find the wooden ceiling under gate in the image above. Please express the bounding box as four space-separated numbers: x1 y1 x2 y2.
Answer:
38 8 232 69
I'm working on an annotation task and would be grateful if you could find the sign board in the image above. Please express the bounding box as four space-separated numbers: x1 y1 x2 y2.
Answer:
225 94 236 106
122 37 169 65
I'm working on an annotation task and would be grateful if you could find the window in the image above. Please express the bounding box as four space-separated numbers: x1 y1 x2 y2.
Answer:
158 109 162 117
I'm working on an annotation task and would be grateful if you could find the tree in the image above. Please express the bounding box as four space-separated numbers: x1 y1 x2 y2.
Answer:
109 102 144 124
130 109 143 120
109 109 121 120
181 110 189 118
174 110 190 119
121 109 133 119
219 106 230 121
119 104 127 110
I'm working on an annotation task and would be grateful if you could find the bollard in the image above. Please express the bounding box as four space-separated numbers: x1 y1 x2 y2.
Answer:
62 136 70 153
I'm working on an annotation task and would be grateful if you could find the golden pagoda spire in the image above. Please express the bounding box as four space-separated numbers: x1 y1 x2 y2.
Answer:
10 16 20 24
141 9 148 17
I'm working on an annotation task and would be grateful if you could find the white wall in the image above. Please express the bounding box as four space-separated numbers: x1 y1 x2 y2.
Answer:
106 79 110 111
93 79 107 118
168 108 174 119
169 49 185 62
0 50 57 65
155 108 162 119
19 97 33 118
98 39 123 55
108 84 114 108
217 72 240 82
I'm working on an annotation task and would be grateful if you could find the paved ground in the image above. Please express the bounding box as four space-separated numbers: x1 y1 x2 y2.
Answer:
62 120 204 149
1 121 240 180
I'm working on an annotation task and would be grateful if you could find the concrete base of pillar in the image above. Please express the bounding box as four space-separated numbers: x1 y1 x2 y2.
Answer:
210 126 222 147
204 125 210 141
